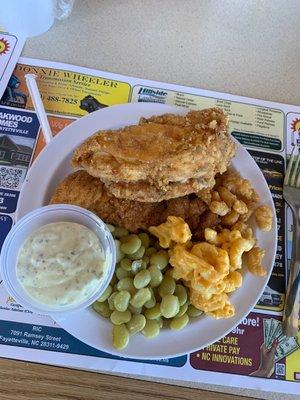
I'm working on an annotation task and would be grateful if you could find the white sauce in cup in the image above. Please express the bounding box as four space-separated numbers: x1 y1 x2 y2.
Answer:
16 222 107 307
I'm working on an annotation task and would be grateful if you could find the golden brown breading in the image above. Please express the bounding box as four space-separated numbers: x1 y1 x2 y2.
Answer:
50 171 207 232
72 108 235 201
162 196 207 231
50 170 107 210
50 171 164 231
104 175 215 202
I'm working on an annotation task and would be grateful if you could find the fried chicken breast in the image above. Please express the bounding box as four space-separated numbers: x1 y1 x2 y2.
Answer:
103 176 214 203
50 170 207 232
72 108 235 202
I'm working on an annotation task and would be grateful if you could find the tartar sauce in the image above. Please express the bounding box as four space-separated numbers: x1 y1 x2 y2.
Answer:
16 222 107 307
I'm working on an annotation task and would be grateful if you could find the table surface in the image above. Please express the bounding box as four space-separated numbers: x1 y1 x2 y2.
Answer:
3 1 300 399
1 358 259 400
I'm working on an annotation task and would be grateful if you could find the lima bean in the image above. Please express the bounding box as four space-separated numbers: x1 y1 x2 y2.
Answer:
176 302 188 317
138 232 150 249
113 226 128 238
127 314 146 335
120 258 132 271
117 277 136 294
174 284 188 306
133 269 151 289
170 313 189 330
108 292 117 311
187 304 203 318
150 250 169 270
160 295 180 318
120 234 141 255
94 226 197 348
152 287 161 301
144 303 161 320
114 290 131 312
112 324 129 349
144 294 156 309
129 245 145 260
130 288 151 308
131 260 144 274
92 301 111 318
97 285 112 302
158 275 176 297
129 304 142 315
142 319 160 338
116 266 131 280
148 265 163 288
110 310 131 325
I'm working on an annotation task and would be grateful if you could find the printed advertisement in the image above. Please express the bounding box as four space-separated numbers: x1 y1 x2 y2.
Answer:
249 150 286 312
0 107 40 214
131 85 285 151
0 63 131 117
0 57 299 396
191 313 300 381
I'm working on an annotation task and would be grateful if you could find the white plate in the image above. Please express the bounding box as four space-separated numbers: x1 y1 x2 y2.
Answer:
16 102 277 359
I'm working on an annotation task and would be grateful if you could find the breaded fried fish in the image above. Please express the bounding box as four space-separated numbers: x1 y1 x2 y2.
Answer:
72 108 235 202
50 171 208 232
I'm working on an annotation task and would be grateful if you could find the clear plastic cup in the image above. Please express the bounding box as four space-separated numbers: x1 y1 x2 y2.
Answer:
0 0 75 38
0 204 116 316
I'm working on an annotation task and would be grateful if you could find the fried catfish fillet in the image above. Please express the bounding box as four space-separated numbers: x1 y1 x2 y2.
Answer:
50 171 207 232
72 108 235 201
103 176 214 202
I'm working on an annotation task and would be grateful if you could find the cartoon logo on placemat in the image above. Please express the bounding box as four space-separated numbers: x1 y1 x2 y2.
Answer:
290 117 300 147
291 118 300 134
0 38 10 55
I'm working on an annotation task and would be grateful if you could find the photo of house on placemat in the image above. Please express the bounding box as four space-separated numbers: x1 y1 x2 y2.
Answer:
0 134 34 168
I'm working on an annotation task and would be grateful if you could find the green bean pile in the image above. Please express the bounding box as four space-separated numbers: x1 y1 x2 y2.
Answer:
92 225 203 350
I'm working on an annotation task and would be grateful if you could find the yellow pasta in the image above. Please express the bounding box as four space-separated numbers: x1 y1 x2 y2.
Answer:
149 216 191 248
223 271 243 293
148 167 270 321
233 199 248 214
218 186 236 207
153 218 238 318
207 302 235 319
254 205 273 232
229 237 255 271
190 289 229 313
209 200 230 216
245 247 267 276
169 243 199 281
191 243 230 279
221 210 240 226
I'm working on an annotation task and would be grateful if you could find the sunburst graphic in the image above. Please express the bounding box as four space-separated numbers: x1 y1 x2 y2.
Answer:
291 118 300 133
0 38 10 55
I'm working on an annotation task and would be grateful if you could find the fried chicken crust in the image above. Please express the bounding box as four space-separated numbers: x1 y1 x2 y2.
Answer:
103 175 215 202
50 171 207 232
72 108 235 201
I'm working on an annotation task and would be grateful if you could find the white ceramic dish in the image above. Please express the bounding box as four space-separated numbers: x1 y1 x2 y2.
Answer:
16 102 277 359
